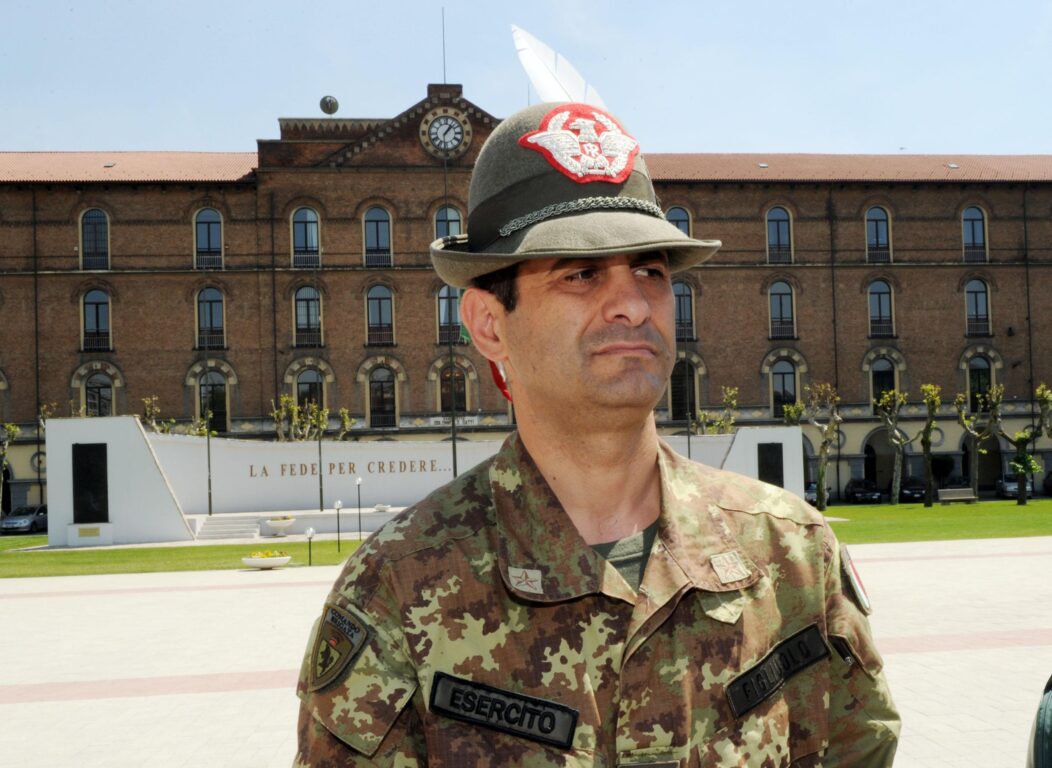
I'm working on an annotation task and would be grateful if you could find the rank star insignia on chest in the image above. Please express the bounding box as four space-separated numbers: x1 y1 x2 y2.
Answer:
508 566 544 594
519 104 640 185
710 550 752 584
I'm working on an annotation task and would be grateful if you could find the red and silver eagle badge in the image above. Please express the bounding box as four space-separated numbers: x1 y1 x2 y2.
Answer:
519 104 640 185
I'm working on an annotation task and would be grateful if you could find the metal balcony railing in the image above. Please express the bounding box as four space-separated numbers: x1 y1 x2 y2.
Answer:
867 247 891 264
438 324 464 344
293 251 320 268
967 318 991 336
197 331 225 349
195 252 223 270
367 326 394 345
371 412 397 428
365 249 392 268
82 331 111 351
675 322 694 342
767 245 792 264
82 253 109 270
964 245 987 263
869 320 894 337
295 329 322 347
769 320 796 339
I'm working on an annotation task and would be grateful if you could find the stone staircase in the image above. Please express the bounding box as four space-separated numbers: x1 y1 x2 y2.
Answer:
195 515 261 541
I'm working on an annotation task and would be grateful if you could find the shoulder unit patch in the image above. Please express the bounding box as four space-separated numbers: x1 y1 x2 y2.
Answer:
308 603 369 692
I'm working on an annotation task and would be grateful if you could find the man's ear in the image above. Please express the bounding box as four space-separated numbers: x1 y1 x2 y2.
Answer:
460 288 507 363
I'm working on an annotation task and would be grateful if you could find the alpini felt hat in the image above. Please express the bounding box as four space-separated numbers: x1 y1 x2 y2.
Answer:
430 102 722 288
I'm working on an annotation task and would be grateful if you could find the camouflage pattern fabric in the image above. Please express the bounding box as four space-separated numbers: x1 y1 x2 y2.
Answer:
295 433 900 766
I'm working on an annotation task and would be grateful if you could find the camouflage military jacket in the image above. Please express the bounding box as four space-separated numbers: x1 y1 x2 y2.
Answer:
295 434 900 766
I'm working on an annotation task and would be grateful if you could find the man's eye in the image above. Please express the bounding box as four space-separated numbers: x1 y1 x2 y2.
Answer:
566 269 598 283
635 265 667 279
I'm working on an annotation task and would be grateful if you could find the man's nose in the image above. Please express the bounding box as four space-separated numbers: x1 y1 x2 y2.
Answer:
601 267 652 326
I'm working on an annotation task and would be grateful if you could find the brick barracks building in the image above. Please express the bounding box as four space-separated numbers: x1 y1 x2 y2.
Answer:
2 84 1050 511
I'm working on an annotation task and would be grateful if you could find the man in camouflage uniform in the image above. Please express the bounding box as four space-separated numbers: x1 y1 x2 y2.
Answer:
295 102 900 766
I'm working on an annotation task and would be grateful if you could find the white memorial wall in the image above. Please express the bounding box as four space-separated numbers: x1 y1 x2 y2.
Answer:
45 416 803 547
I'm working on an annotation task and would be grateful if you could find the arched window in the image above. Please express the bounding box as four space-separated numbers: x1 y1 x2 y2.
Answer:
868 280 894 337
866 207 891 263
963 207 987 263
195 208 223 269
670 360 696 422
294 286 322 347
871 357 896 412
440 365 467 413
296 369 323 407
81 209 109 270
83 289 111 351
435 206 461 239
666 207 690 236
437 285 461 344
965 279 990 335
199 371 228 433
968 356 992 412
196 288 225 349
85 373 113 417
367 286 394 345
771 360 796 417
766 207 792 263
292 208 320 267
364 207 392 267
369 367 397 427
769 281 795 339
673 282 694 341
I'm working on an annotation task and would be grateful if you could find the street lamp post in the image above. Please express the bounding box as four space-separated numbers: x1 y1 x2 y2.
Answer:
305 527 315 566
334 499 342 553
355 476 363 544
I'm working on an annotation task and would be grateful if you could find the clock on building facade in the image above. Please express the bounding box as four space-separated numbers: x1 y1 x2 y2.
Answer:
420 108 472 160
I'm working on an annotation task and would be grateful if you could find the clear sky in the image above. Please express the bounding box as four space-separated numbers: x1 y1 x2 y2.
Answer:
4 0 1052 156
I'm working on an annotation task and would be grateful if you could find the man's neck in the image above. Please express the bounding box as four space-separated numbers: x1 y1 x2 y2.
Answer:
515 414 663 545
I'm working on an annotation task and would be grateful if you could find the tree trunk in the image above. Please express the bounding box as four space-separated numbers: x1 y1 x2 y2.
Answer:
1016 468 1027 505
816 444 830 512
969 436 980 498
922 437 934 507
890 446 903 505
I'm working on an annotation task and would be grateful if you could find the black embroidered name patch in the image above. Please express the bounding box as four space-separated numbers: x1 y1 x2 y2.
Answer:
726 624 830 717
430 672 579 749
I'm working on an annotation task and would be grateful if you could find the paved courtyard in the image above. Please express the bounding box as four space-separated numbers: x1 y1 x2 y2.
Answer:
1 535 1050 767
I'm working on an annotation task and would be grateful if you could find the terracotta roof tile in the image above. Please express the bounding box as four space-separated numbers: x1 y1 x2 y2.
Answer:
0 152 257 183
646 153 1052 183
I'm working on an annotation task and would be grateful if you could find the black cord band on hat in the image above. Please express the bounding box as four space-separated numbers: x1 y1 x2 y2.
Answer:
498 197 666 238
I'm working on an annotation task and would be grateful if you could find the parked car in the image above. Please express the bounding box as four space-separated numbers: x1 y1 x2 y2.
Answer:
996 475 1034 499
1 504 48 534
844 479 882 504
804 482 832 506
898 477 927 503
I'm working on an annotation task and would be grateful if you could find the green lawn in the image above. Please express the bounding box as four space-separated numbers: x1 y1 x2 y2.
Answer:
0 535 359 579
827 497 1052 544
1 498 1049 579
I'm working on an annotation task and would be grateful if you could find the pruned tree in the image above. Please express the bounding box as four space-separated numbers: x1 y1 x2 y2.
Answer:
697 386 739 435
953 384 1002 498
142 396 176 434
918 384 942 507
1038 383 1052 437
805 383 841 512
335 407 357 441
0 423 20 513
989 383 1052 506
781 401 805 426
874 390 917 506
271 395 328 442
